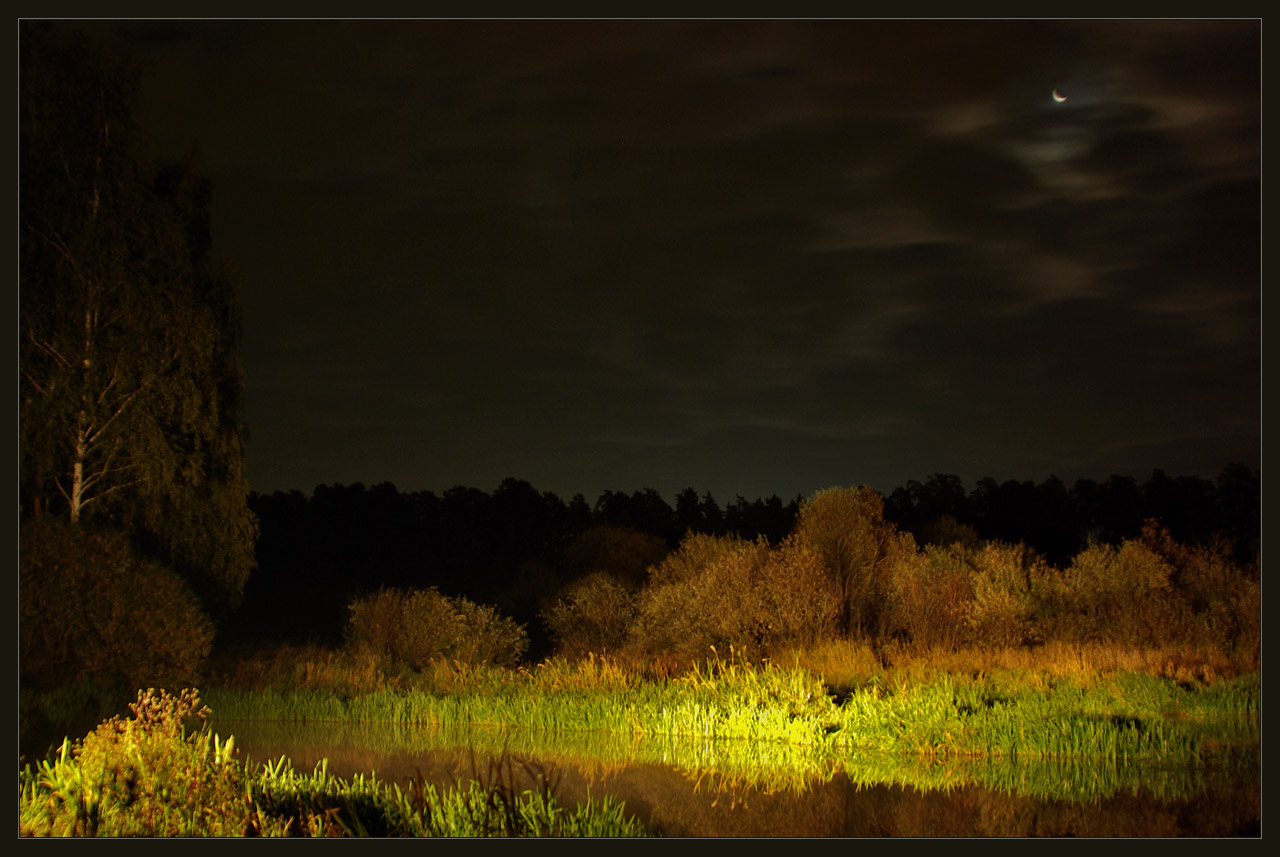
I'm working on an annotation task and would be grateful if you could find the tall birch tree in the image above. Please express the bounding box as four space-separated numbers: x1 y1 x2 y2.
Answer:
20 24 256 612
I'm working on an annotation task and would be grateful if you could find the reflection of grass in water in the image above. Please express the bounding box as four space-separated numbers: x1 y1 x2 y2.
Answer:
838 750 1258 805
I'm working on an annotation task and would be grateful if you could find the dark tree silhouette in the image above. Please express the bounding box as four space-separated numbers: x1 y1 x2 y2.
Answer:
1215 463 1260 567
20 24 256 614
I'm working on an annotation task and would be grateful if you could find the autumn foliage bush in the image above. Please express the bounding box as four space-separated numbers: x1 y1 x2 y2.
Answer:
627 533 841 659
1139 523 1261 666
1035 540 1187 647
964 542 1041 648
19 517 214 692
540 572 637 658
345 586 528 669
792 486 916 641
886 545 973 651
525 486 1258 674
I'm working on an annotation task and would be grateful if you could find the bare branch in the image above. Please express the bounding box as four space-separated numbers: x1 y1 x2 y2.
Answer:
53 476 72 506
84 379 147 449
93 362 121 408
20 367 49 396
78 476 146 511
24 325 74 370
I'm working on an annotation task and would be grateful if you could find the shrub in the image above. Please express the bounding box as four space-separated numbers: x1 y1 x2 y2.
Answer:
629 535 766 659
541 572 637 658
19 517 215 692
646 531 743 586
345 587 528 670
792 486 916 642
1040 540 1188 647
886 545 973 652
629 533 841 659
1139 523 1261 666
966 542 1040 648
754 534 842 650
19 688 250 837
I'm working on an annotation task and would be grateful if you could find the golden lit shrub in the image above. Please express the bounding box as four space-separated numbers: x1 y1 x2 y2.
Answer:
966 542 1039 648
1044 540 1189 647
647 531 746 585
628 532 841 658
1140 522 1261 665
629 536 768 658
42 689 249 837
886 545 973 652
540 572 637 658
792 486 916 641
755 534 843 649
19 518 214 691
346 587 527 669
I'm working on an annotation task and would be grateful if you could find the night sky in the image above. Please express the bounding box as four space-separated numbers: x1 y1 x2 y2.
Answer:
76 20 1260 503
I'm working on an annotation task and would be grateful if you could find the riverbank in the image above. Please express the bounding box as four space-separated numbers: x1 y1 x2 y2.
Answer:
19 644 1260 837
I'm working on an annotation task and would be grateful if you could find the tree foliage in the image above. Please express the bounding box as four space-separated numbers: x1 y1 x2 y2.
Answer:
19 517 215 692
793 486 915 641
20 23 256 613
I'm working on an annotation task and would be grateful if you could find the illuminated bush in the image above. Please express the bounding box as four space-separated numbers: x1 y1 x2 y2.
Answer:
346 587 527 669
541 572 637 658
628 533 840 658
965 542 1040 648
886 545 973 651
792 486 916 641
755 535 842 649
19 518 214 691
20 689 248 837
1038 540 1188 647
1140 523 1261 665
629 535 765 658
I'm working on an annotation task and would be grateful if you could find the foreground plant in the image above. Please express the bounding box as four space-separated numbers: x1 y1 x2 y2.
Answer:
20 688 249 836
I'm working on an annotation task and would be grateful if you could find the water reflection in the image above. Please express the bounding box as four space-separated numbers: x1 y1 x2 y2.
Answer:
211 718 1260 837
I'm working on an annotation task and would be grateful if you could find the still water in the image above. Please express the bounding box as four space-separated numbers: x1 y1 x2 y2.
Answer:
210 718 1260 837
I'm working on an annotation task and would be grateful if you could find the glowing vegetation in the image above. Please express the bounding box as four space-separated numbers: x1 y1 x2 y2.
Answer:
19 689 649 838
201 650 1258 767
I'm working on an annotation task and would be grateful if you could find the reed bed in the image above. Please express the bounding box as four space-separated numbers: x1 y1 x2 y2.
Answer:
202 651 1258 770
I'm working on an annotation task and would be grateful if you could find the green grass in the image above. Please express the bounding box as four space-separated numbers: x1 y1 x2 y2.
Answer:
202 655 1258 768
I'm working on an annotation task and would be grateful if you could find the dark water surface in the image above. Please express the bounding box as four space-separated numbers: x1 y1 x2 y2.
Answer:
210 719 1261 837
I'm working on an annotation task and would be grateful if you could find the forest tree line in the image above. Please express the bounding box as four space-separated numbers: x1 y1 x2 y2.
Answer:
235 465 1259 654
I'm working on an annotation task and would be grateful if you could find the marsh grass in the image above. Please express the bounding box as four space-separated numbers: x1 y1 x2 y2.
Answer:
203 644 1257 773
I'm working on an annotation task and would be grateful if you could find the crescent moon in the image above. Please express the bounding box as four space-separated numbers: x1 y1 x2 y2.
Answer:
1052 89 1067 103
